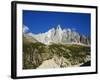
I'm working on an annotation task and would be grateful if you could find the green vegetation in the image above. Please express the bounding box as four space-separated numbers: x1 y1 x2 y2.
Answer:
23 42 53 69
49 44 90 65
23 42 91 69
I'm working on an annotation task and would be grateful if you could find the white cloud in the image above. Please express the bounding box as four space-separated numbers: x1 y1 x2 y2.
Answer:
23 25 29 33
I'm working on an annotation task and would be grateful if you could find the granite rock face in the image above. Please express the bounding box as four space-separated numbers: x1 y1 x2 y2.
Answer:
25 25 91 45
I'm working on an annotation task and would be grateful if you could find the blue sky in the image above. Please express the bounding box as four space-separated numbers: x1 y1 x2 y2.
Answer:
23 10 91 36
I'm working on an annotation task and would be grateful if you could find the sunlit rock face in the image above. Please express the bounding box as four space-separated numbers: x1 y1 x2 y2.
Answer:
25 24 90 45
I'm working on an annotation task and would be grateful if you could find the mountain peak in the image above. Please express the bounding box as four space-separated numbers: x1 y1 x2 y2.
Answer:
67 28 71 32
23 25 90 45
57 24 61 30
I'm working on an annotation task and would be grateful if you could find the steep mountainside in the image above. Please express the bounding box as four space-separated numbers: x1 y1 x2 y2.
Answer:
28 25 91 45
23 25 91 69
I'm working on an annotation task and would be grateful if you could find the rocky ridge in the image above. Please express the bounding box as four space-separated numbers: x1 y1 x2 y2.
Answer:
25 25 90 45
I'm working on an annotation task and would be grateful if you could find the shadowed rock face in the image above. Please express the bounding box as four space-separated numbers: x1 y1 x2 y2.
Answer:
80 61 91 66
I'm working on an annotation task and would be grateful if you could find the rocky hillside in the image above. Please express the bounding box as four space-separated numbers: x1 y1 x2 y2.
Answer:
23 25 91 69
23 36 91 69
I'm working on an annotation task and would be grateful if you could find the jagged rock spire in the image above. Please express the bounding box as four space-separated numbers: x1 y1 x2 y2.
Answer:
57 24 61 29
56 24 63 33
